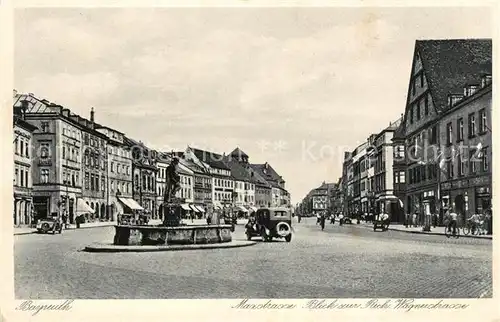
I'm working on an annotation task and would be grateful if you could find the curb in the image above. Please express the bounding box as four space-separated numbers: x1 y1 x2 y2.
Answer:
14 224 115 236
84 240 257 253
388 227 492 240
357 223 492 240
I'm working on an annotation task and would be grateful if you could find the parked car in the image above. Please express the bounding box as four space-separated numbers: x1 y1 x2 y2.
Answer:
36 217 62 234
245 207 292 242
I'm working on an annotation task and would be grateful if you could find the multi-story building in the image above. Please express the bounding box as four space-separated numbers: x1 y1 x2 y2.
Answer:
311 182 329 213
392 120 407 223
14 93 87 224
186 147 233 210
13 101 37 227
155 152 169 219
180 156 211 214
225 148 258 212
439 74 492 224
96 123 137 220
125 137 158 217
401 39 491 225
250 168 272 208
372 118 402 221
350 142 368 215
80 109 109 222
341 151 353 215
249 162 289 207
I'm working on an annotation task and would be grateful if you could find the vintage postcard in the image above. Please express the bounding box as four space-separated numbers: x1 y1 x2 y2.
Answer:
1 1 498 321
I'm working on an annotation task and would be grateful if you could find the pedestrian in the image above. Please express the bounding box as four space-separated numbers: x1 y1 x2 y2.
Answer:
412 213 418 227
339 212 344 226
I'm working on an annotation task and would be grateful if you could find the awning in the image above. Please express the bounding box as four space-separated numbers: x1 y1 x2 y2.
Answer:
76 199 95 214
181 204 191 211
118 197 144 210
190 204 200 212
238 206 248 212
195 205 205 212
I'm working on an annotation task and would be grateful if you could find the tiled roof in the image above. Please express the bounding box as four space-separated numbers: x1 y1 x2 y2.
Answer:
180 158 207 175
249 163 285 189
191 148 230 170
416 39 492 112
229 147 248 158
223 157 251 181
248 167 272 188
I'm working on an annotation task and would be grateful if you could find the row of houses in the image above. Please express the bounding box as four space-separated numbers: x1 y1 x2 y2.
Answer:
12 92 291 227
297 39 492 227
297 181 340 215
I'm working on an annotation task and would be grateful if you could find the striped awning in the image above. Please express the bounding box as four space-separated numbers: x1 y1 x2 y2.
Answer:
118 197 144 211
195 205 205 212
189 204 200 212
181 204 191 211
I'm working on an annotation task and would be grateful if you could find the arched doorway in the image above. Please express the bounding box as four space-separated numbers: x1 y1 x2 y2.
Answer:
101 204 106 221
95 202 100 220
454 195 465 223
158 203 163 220
90 202 95 221
111 203 116 221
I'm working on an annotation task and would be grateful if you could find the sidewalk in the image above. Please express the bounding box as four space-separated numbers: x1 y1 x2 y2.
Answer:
14 221 117 236
361 222 492 239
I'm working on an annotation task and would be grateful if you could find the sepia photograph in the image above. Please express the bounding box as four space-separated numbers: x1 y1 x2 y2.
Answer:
8 4 494 305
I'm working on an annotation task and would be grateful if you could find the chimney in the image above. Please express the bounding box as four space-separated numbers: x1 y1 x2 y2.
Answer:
90 107 95 123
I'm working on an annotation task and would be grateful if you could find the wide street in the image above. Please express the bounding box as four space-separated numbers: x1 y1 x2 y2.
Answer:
15 217 492 299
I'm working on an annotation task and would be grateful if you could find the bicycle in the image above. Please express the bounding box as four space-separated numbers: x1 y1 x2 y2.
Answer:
445 223 460 238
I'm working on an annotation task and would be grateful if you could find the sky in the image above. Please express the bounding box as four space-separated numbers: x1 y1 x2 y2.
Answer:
14 7 492 204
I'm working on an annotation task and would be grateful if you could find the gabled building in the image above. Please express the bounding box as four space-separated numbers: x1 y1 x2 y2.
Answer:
401 39 492 225
249 162 289 207
224 148 256 212
184 147 233 210
124 137 158 217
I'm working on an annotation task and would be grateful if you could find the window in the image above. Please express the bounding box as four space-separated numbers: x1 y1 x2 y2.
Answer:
447 161 454 179
19 169 25 186
63 146 66 159
479 109 487 133
399 171 406 183
410 107 414 124
469 150 477 174
111 162 114 173
85 172 89 189
446 123 453 145
416 102 421 121
429 126 437 144
457 118 464 142
420 74 424 87
25 170 28 187
41 122 49 133
76 173 79 186
14 168 18 185
468 113 476 137
412 79 416 95
424 96 429 115
40 169 49 183
90 174 95 190
20 140 24 156
458 154 465 176
101 177 105 191
482 148 489 171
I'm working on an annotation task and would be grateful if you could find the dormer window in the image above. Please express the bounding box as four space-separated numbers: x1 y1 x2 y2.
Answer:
481 75 492 88
448 94 463 107
464 85 479 97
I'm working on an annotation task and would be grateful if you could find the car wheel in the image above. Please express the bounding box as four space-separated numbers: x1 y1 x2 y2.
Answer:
41 223 50 233
285 234 292 242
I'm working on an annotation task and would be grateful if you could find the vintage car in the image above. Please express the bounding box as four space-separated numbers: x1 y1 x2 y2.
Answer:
245 207 292 242
373 213 390 231
36 217 63 234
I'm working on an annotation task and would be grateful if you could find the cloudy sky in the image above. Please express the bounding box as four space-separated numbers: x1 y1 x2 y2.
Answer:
14 7 492 204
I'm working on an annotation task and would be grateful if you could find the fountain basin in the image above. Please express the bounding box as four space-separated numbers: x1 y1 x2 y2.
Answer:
113 224 233 246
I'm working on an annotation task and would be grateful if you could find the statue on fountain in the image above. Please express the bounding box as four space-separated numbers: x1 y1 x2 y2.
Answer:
163 157 182 226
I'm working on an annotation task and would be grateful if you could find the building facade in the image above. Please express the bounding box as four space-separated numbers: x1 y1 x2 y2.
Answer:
401 39 491 226
126 138 158 217
13 106 37 226
14 94 86 224
438 76 492 224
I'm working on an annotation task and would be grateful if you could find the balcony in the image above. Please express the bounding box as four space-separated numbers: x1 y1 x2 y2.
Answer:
37 158 52 166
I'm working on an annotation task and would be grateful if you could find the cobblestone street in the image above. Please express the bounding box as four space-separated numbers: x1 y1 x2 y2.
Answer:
15 217 492 299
